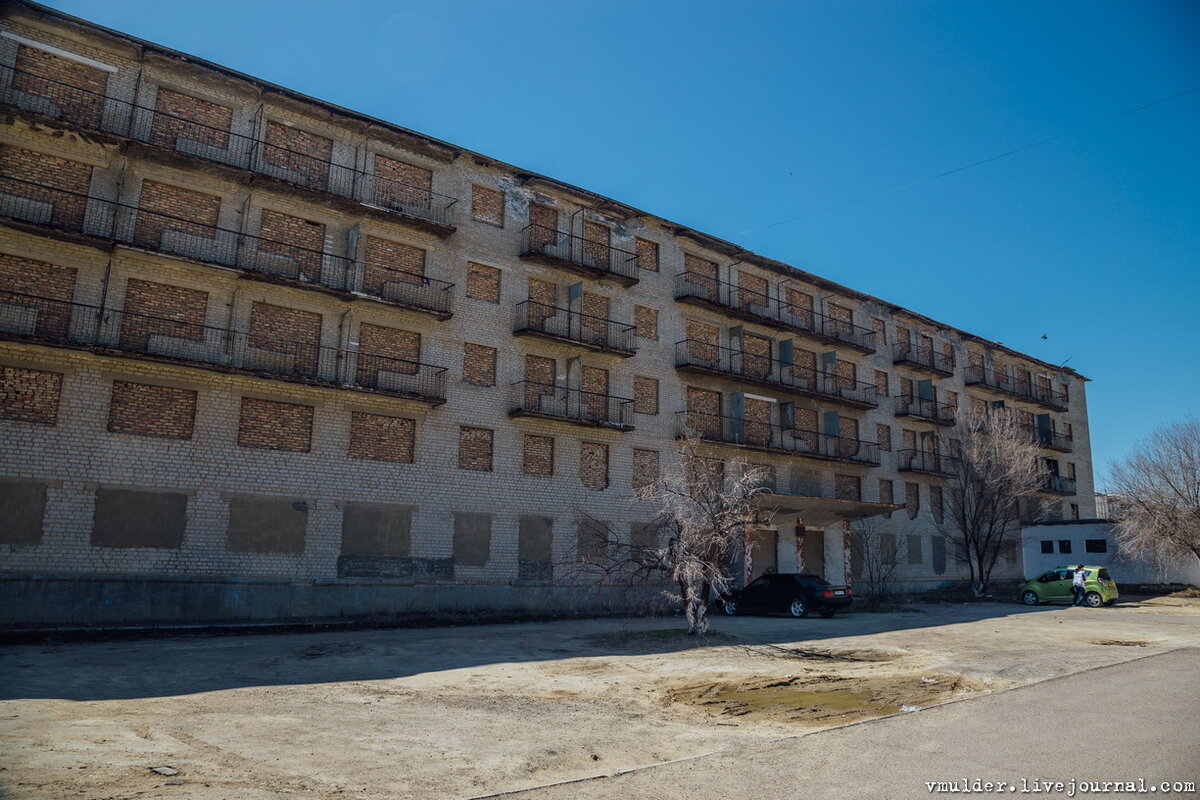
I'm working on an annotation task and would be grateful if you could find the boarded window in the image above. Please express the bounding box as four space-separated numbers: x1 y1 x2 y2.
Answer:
930 485 944 524
226 495 307 553
92 488 187 549
932 536 947 574
577 518 610 563
466 262 501 303
340 502 412 557
879 479 894 518
907 535 923 565
0 481 47 545
471 185 505 226
518 515 553 581
631 521 659 552
453 512 492 567
905 482 920 519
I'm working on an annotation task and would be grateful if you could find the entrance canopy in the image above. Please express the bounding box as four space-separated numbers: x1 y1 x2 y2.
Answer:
754 491 903 528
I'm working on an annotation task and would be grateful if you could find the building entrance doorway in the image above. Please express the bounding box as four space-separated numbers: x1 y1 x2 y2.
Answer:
801 527 825 581
750 529 778 581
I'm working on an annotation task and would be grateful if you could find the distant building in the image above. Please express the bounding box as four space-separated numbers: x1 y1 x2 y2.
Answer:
1021 520 1200 586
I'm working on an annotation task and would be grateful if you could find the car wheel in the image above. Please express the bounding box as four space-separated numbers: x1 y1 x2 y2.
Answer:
722 600 738 616
819 610 836 618
787 599 807 618
1085 591 1103 608
1021 591 1040 606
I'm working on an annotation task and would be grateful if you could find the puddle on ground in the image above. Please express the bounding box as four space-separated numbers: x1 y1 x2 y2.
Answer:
669 673 975 725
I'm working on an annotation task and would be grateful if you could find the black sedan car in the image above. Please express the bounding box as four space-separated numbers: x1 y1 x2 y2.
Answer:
719 573 852 618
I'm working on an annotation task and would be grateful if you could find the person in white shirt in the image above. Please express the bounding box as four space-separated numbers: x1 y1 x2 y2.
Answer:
1071 565 1088 607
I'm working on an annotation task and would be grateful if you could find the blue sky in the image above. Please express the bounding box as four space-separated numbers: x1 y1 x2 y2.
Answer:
47 0 1200 486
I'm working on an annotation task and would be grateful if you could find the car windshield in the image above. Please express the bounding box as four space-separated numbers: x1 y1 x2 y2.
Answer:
799 575 831 587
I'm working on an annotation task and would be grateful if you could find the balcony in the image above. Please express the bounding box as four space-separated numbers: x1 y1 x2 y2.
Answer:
0 178 454 318
674 339 879 409
897 448 959 477
894 395 956 426
892 342 954 377
513 300 636 357
0 290 448 404
0 64 458 235
673 272 876 353
1017 423 1073 453
677 411 880 466
1035 475 1077 495
964 365 1069 411
509 381 634 431
518 225 639 285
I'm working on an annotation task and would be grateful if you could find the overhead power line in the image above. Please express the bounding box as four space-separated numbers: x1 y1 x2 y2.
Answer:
736 82 1200 236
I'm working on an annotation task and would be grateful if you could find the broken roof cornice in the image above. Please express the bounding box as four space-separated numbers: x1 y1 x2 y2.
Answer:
7 0 1088 382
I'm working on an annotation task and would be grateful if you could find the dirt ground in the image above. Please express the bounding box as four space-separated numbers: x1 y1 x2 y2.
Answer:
2 595 1199 800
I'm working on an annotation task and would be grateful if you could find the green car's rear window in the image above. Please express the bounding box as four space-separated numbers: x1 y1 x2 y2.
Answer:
1098 569 1112 581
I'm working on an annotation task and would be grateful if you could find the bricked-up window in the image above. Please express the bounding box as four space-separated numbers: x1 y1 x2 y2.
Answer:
1071 503 1081 520
518 515 554 581
0 366 63 425
107 381 197 439
373 154 432 211
742 334 772 379
12 43 109 128
466 262 501 303
930 485 944 524
945 390 958 410
453 512 492 567
0 254 78 339
262 120 333 190
257 209 327 282
633 305 658 340
149 87 234 151
581 220 612 269
471 185 505 226
348 412 415 463
683 253 719 296
340 502 412 557
633 449 660 495
905 482 920 519
133 181 222 252
523 434 554 476
247 301 322 377
462 342 497 387
874 370 889 397
685 319 720 366
633 376 659 415
580 441 610 491
631 521 660 552
907 535 923 565
737 271 769 311
356 323 421 385
879 479 894 518
458 426 494 471
0 480 47 545
685 386 722 438
0 146 94 231
834 474 861 501
528 203 559 250
901 428 917 454
226 494 308 554
876 423 891 452
826 302 854 338
635 237 659 271
872 317 886 345
970 396 988 418
92 488 188 549
576 517 611 564
363 235 426 292
238 397 314 452
785 287 815 328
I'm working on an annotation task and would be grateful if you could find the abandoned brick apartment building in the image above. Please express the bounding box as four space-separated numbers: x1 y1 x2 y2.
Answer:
0 2 1095 628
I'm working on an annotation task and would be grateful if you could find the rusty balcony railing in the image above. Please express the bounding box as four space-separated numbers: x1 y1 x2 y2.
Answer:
0 176 454 317
509 380 634 430
513 300 636 356
673 271 876 352
964 364 1069 411
518 224 640 285
1017 423 1073 452
892 342 954 376
674 339 878 409
676 411 880 465
0 289 448 403
894 394 957 425
897 448 959 476
1035 474 1077 495
0 64 459 233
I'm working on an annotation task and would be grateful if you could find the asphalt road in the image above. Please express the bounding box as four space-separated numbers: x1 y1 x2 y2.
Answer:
505 647 1200 800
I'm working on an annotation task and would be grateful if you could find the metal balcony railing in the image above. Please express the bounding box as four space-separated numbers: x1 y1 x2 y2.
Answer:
0 289 447 403
673 271 877 352
513 300 636 356
0 177 454 316
509 380 634 430
1035 475 1077 495
897 448 959 476
964 364 1069 411
1017 423 1073 452
677 411 880 465
0 64 459 231
518 224 640 284
674 339 879 409
892 342 954 375
894 395 956 425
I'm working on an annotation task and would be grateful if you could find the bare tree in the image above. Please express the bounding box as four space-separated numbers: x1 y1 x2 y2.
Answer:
848 516 914 605
560 435 771 635
1108 418 1200 572
940 411 1043 596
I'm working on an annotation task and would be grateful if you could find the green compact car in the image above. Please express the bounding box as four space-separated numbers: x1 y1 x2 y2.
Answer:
1020 566 1118 607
